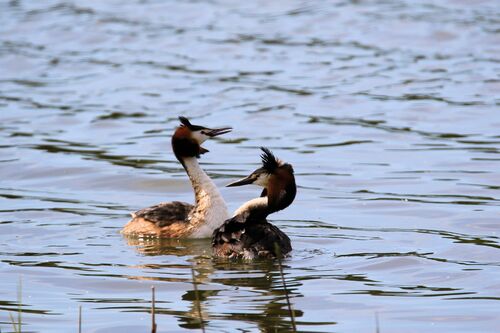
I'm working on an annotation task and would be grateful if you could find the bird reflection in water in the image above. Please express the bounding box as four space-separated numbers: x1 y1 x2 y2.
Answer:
210 258 303 332
123 237 302 331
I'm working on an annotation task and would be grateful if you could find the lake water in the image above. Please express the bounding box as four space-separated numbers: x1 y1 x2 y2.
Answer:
1 1 499 332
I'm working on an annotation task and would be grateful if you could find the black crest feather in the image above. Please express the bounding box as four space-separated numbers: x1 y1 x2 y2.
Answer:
178 116 192 127
260 147 279 173
178 116 204 131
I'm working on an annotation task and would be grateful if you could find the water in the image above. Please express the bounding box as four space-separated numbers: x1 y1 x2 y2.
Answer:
1 0 499 332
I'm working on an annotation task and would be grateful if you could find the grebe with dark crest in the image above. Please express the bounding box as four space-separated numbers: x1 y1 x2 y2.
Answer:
122 116 231 238
212 148 296 259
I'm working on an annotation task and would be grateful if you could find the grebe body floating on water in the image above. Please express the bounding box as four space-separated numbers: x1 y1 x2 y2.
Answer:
212 148 296 259
121 116 231 238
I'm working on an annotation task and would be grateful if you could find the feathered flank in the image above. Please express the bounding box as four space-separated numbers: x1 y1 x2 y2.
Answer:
260 147 280 173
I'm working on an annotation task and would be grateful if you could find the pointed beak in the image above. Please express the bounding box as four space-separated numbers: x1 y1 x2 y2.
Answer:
206 127 232 137
226 174 256 187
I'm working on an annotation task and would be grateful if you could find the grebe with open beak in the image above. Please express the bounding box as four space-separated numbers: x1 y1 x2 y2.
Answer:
122 116 231 238
212 148 296 259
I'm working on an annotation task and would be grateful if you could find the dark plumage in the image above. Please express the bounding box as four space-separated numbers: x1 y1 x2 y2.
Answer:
212 217 291 258
132 201 193 227
179 116 205 131
212 147 296 259
260 147 279 173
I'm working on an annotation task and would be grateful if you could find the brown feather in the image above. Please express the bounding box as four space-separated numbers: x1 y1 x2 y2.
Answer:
121 217 195 238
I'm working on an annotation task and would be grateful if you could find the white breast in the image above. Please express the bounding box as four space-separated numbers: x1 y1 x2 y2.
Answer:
183 157 230 238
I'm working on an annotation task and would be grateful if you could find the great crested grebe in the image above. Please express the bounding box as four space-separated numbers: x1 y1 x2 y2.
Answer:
121 116 231 238
212 147 296 259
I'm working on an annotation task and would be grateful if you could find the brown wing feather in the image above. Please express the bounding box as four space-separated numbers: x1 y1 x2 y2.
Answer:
132 201 193 227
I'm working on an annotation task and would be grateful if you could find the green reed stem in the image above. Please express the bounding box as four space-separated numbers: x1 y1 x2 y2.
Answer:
78 305 82 333
151 286 157 333
18 277 22 333
9 276 22 333
8 312 18 333
274 243 296 332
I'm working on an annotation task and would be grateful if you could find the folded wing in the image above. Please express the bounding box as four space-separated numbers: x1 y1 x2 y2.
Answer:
132 201 193 227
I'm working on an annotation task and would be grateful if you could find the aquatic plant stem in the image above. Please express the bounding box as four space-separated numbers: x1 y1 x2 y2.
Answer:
151 286 157 333
191 268 205 333
18 276 22 333
7 277 22 333
274 243 296 332
78 305 82 333
8 312 18 333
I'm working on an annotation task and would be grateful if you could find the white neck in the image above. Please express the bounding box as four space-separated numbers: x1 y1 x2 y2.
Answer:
182 157 229 237
232 196 268 223
234 197 268 216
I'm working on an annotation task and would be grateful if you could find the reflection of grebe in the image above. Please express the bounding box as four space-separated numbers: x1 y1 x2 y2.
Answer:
124 237 212 257
122 117 231 238
212 148 296 259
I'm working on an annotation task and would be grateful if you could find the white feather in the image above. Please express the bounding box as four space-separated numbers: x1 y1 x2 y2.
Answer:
254 173 271 187
233 197 268 217
182 157 229 238
190 130 210 144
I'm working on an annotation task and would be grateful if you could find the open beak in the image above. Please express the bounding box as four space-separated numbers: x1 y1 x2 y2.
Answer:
206 127 232 137
226 174 256 187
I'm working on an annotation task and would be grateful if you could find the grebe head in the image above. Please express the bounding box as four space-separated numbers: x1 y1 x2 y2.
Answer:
227 147 296 212
172 116 232 158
